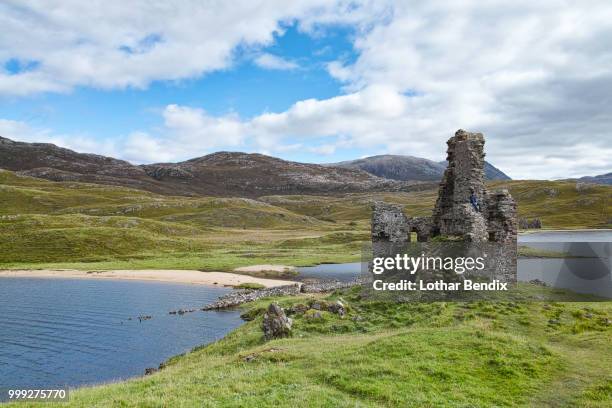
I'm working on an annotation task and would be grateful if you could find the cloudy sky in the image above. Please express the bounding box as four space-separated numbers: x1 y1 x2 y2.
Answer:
1 1 611 179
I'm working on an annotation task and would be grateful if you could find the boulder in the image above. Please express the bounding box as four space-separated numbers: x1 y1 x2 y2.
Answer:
144 367 158 376
262 303 293 340
327 300 346 317
304 310 324 321
288 303 309 315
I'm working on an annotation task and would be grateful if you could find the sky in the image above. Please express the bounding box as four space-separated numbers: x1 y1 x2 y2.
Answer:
1 1 611 180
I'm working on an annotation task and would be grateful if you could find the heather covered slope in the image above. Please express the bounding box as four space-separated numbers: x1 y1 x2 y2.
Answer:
142 152 425 197
0 136 171 193
0 169 364 269
0 136 426 197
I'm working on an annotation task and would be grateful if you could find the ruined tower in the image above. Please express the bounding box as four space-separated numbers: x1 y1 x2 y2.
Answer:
431 129 489 241
371 129 518 282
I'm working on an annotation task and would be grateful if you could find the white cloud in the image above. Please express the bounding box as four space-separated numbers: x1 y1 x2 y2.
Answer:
254 53 298 70
0 0 381 95
163 104 245 148
309 144 337 155
0 119 120 158
115 105 248 163
1 1 611 178
317 1 612 178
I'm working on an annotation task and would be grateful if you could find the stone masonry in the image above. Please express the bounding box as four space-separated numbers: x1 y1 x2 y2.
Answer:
371 129 518 282
431 129 489 241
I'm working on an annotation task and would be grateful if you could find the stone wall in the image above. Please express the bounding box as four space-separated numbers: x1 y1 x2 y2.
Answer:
371 202 410 244
371 129 518 282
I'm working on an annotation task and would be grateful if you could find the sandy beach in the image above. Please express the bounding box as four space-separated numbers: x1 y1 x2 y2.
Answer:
0 269 296 288
233 264 296 273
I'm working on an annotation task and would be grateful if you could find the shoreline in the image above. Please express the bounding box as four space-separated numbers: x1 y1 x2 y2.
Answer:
0 269 297 288
518 228 612 234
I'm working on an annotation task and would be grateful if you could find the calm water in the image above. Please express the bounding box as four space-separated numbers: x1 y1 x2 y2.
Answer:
297 262 363 282
0 278 242 389
517 230 611 297
518 230 611 242
297 230 612 297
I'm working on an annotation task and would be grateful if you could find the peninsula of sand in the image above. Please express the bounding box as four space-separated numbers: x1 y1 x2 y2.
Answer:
0 267 296 288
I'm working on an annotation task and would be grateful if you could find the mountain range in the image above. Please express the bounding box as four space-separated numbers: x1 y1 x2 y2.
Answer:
576 172 612 186
329 155 511 181
0 136 427 197
6 135 608 197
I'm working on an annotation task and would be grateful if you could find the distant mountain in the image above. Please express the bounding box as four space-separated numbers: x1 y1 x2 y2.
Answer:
0 135 173 193
141 152 428 196
481 161 512 181
0 136 429 197
330 154 511 182
576 172 612 185
330 155 445 181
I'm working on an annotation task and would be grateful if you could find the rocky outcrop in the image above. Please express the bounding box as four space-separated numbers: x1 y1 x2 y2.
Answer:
519 218 542 229
201 284 302 310
301 279 362 293
201 279 362 310
262 303 292 340
143 165 194 181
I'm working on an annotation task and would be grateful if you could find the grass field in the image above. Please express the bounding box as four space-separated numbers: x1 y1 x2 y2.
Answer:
8 284 610 407
1 171 610 407
1 170 609 271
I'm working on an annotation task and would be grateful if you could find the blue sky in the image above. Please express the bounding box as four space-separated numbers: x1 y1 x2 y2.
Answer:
1 1 611 179
0 25 366 163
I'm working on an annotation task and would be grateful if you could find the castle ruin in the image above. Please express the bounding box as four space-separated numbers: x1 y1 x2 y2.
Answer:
371 129 518 282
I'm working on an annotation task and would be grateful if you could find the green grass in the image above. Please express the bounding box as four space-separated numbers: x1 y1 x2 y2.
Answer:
9 284 610 407
234 282 266 290
1 171 610 407
1 170 609 271
518 245 574 258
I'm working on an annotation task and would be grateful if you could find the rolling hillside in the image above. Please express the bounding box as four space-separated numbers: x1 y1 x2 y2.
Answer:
0 170 609 269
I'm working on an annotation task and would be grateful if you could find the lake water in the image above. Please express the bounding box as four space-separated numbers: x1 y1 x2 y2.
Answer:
517 230 612 298
518 230 611 242
297 230 612 298
0 278 242 390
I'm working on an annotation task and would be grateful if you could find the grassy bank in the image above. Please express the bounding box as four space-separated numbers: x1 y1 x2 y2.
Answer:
1 171 610 271
9 284 611 407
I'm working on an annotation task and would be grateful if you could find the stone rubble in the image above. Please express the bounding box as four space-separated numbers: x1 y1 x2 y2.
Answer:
201 279 362 310
201 284 302 310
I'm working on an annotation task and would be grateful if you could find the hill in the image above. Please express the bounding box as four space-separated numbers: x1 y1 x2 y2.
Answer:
330 154 511 181
0 136 428 197
0 136 173 193
576 172 612 186
142 152 427 197
0 170 609 270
